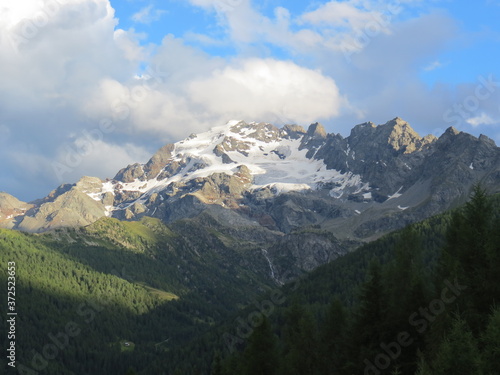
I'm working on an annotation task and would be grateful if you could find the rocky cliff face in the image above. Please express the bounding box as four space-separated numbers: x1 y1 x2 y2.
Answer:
1 118 499 275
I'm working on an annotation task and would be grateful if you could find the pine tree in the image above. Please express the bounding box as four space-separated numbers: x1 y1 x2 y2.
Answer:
481 307 500 375
243 317 279 375
485 213 500 310
346 259 386 374
431 316 482 375
414 351 432 375
280 301 318 375
437 185 495 333
319 298 347 375
383 227 428 374
211 352 223 375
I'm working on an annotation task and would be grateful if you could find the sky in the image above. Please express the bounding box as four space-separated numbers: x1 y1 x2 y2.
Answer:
1 0 500 201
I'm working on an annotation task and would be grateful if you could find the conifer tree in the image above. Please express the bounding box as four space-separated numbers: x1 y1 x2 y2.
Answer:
346 259 386 374
431 316 482 375
211 352 223 375
481 307 500 375
243 317 279 375
383 227 428 373
437 185 494 333
319 298 347 375
414 350 432 375
280 301 318 375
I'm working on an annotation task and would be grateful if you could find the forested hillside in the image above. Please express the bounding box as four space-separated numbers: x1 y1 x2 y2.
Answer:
153 187 499 375
0 216 277 374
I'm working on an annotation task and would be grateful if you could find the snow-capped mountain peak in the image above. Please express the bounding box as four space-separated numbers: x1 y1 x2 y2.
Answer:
3 118 499 240
108 120 370 207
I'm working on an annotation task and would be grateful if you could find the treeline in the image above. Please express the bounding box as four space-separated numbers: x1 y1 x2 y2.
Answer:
207 187 500 375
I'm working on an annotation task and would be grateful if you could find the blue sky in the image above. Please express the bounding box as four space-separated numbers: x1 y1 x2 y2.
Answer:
0 0 499 200
112 0 500 86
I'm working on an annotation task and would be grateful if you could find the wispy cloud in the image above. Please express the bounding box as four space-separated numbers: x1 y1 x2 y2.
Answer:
131 5 166 25
424 60 445 71
466 113 498 127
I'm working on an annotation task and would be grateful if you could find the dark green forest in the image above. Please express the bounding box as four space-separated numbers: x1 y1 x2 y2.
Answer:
1 187 499 374
208 187 500 375
0 216 276 374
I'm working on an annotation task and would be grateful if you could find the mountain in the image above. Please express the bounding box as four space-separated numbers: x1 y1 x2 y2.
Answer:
1 118 499 280
4 118 499 234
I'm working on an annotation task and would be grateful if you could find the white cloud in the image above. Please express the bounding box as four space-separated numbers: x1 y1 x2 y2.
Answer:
83 55 345 139
0 0 44 29
131 5 166 25
0 0 146 200
467 113 498 127
53 138 151 183
300 1 384 31
188 59 345 124
185 0 404 59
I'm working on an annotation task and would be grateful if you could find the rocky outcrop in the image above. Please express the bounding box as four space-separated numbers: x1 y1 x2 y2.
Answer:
144 143 175 179
0 193 33 229
114 143 176 182
300 122 328 158
281 124 306 140
266 230 356 283
17 188 106 232
15 177 108 232
230 121 282 143
114 163 145 183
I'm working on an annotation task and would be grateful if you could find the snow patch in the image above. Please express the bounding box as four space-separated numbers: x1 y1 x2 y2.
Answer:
387 186 403 200
226 120 243 127
252 183 311 194
329 172 369 198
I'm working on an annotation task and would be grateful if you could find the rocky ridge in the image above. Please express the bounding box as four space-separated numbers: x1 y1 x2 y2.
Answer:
2 118 499 244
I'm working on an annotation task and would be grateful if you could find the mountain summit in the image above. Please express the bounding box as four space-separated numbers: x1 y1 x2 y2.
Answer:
2 118 499 240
